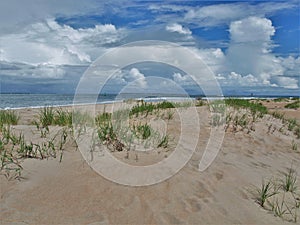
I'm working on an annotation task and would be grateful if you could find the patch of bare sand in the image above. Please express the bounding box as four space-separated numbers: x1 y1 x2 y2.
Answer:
1 104 299 224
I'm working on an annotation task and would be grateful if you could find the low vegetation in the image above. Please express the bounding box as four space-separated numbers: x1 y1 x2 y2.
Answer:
256 179 277 207
1 98 299 179
37 107 73 127
274 98 288 102
94 105 173 153
0 125 70 179
255 167 299 223
219 98 300 140
225 98 268 116
0 107 76 179
0 110 19 128
285 99 300 109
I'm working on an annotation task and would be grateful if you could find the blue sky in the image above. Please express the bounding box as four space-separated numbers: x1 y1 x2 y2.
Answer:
0 0 299 96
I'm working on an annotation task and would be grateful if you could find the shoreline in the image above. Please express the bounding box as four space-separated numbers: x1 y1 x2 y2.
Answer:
1 96 298 110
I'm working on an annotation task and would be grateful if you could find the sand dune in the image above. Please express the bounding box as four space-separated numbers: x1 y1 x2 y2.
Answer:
1 100 299 224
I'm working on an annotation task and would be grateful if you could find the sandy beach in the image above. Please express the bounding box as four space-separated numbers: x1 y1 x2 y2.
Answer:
1 99 299 224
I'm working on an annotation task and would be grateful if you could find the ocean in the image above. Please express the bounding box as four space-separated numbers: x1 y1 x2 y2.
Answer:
0 93 294 110
0 94 114 109
0 93 193 109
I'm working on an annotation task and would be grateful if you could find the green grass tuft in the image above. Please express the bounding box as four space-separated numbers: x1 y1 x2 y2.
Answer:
282 167 297 193
157 135 169 148
285 100 300 109
225 99 268 116
257 179 277 207
0 110 19 128
39 107 55 127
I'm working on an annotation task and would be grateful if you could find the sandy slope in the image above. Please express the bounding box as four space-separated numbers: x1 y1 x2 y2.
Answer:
0 103 299 225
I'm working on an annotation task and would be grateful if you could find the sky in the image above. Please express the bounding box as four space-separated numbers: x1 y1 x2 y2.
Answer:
0 0 299 96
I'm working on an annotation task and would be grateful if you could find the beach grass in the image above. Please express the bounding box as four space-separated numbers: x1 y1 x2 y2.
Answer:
282 167 297 193
55 108 73 127
0 110 19 128
0 108 72 179
133 123 152 140
256 179 277 207
129 100 193 118
38 107 73 127
39 107 55 127
285 100 300 109
157 135 169 148
255 167 299 223
225 98 268 116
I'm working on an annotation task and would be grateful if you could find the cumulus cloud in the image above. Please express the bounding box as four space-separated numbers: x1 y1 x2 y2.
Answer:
173 72 193 85
0 1 298 94
126 68 147 88
224 16 298 88
0 18 126 81
166 23 191 35
217 72 260 87
274 77 299 89
111 68 147 89
191 47 226 74
0 19 125 66
229 17 275 43
279 56 300 78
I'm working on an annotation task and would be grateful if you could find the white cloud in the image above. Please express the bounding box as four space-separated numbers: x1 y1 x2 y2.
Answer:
0 18 127 80
166 23 192 35
229 17 275 43
32 65 66 79
191 47 226 74
149 4 190 13
275 77 298 89
111 68 147 89
225 17 295 88
221 72 260 86
0 61 67 79
127 68 147 88
182 2 295 27
0 1 298 93
184 3 248 26
279 56 300 77
173 72 193 85
0 19 125 66
0 0 102 32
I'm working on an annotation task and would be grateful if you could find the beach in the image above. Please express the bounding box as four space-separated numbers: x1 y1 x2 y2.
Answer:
0 98 299 224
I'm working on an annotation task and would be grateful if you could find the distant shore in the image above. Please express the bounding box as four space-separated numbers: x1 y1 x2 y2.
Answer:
1 93 299 110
